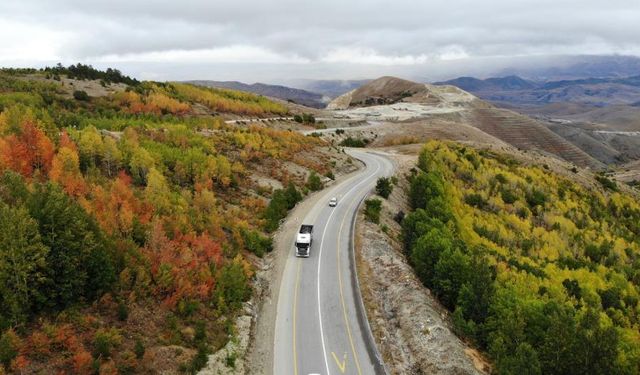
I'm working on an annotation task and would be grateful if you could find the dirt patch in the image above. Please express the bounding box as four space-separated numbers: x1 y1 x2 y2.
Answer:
355 153 491 375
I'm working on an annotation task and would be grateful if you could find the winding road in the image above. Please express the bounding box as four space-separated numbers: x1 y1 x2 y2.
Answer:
273 149 393 375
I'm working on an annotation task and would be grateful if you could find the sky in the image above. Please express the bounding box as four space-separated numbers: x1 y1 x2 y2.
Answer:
1 0 639 83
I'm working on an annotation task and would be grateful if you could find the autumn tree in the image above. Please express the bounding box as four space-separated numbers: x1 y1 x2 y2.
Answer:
49 146 86 195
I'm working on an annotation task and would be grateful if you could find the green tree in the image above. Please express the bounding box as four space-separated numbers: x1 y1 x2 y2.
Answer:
433 248 470 308
410 227 453 285
214 259 250 312
409 171 445 211
497 343 542 375
375 177 393 198
28 183 115 310
0 203 48 327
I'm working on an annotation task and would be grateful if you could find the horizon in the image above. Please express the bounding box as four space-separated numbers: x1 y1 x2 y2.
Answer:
2 0 640 83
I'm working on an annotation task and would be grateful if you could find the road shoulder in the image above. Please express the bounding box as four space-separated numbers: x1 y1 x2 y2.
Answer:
245 157 364 375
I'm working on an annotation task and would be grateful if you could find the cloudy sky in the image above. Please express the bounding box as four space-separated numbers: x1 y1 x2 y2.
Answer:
1 0 639 83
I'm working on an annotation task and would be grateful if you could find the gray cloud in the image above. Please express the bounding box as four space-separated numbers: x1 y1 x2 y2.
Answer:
1 0 639 81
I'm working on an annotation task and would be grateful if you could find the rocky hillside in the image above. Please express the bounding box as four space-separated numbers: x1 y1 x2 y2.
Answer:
328 76 602 169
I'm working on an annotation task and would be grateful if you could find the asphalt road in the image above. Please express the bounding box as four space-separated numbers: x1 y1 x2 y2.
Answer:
273 149 394 375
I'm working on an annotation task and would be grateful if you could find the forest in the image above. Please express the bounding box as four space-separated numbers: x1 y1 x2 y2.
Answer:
402 141 640 374
0 67 328 373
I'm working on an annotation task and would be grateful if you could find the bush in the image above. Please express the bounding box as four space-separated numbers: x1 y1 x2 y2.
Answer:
364 199 382 224
335 128 345 135
73 90 90 101
525 189 547 208
93 328 122 359
117 301 128 321
339 137 369 147
464 193 487 209
306 172 323 191
242 229 273 257
394 210 405 224
596 175 618 191
302 113 315 124
186 343 210 374
0 330 19 368
500 188 518 204
375 177 393 198
134 338 145 359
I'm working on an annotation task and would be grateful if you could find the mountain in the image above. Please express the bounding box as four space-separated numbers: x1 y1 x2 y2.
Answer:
187 80 329 108
443 75 538 92
438 75 640 107
497 55 640 81
286 79 371 98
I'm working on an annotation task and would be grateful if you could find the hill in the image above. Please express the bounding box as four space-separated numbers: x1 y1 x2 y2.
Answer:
187 80 329 108
399 141 640 374
0 67 348 374
328 76 601 169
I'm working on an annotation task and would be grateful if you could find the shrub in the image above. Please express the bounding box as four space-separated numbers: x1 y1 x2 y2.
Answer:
242 229 272 257
339 137 369 147
596 175 618 191
117 301 128 321
306 172 323 191
0 330 19 368
134 338 145 359
73 90 90 101
335 129 345 135
525 189 547 207
364 199 382 224
93 328 122 359
500 188 518 204
375 177 393 198
464 193 488 209
394 210 405 224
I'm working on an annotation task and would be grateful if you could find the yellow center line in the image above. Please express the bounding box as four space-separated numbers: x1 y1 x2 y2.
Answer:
292 258 302 375
335 188 370 375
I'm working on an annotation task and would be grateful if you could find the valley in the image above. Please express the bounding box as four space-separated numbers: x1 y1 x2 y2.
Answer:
1 67 639 375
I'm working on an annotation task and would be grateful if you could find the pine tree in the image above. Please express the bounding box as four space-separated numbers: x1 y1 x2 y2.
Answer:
0 203 48 326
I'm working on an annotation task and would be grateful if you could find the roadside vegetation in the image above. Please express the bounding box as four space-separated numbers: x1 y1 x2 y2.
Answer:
0 66 329 373
402 141 640 374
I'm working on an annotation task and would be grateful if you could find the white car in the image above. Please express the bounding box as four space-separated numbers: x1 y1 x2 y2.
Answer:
329 197 338 207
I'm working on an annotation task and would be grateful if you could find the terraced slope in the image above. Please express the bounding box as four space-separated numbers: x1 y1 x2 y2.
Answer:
471 108 603 169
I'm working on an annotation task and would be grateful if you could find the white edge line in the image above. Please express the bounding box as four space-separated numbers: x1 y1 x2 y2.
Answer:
317 150 382 375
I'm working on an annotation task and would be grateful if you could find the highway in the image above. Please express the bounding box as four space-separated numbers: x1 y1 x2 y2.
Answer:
273 149 393 375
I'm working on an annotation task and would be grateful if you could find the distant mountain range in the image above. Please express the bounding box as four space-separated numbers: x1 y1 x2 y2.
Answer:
186 80 330 108
438 75 640 107
285 79 371 98
495 55 640 81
